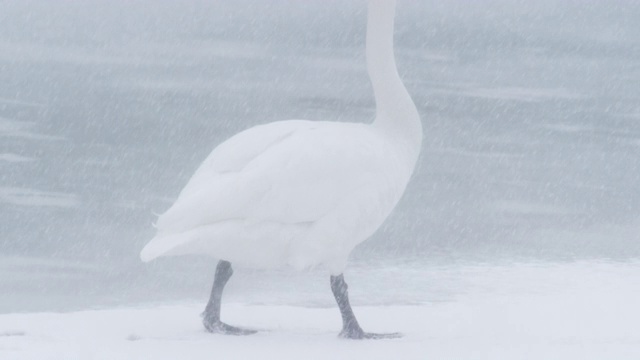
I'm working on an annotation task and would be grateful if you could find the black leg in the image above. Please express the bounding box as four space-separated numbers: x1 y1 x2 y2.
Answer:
201 260 257 335
330 274 401 340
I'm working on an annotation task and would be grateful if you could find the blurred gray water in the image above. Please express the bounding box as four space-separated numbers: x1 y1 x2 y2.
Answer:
0 0 639 313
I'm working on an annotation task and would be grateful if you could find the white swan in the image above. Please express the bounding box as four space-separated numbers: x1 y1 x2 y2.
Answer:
141 0 421 339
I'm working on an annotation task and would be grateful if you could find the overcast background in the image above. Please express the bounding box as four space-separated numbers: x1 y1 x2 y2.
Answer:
0 0 639 313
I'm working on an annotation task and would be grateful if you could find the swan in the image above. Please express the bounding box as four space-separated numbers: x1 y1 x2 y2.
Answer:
140 0 422 339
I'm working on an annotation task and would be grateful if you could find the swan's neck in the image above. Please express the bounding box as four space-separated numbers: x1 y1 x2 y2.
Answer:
368 0 422 163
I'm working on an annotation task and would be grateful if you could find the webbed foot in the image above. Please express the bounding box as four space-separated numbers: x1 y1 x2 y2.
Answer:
202 315 257 336
339 327 402 340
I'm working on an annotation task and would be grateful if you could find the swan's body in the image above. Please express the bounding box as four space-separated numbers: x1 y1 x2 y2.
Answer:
141 119 416 272
141 0 421 339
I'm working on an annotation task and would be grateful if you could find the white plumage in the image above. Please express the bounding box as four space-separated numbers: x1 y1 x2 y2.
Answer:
140 0 422 275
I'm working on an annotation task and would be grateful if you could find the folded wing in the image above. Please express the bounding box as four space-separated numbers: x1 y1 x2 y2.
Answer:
154 120 399 236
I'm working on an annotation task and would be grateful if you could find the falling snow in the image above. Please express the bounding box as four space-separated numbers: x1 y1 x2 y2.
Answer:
0 0 639 358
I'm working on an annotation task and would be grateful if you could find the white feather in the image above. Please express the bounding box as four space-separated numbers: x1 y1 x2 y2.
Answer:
140 0 422 274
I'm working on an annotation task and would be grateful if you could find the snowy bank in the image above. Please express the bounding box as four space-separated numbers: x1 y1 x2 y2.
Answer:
1 261 639 360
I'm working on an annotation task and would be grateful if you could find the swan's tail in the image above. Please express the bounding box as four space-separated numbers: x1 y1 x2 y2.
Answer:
140 232 192 262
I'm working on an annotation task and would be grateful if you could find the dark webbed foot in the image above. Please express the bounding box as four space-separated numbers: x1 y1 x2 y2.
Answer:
339 328 402 340
331 274 401 340
202 314 257 336
339 319 402 339
201 260 257 336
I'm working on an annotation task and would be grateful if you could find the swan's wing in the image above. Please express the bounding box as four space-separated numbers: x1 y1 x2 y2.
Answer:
155 120 400 234
195 120 314 174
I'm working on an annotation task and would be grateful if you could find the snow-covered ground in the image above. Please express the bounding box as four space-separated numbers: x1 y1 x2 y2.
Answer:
2 261 639 360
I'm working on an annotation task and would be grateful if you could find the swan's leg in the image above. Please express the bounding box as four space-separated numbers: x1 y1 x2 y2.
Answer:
330 274 402 340
202 260 257 335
